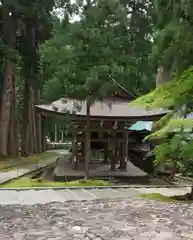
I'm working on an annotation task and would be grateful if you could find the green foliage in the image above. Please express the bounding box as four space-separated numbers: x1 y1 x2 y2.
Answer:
40 0 155 103
133 67 193 110
154 141 171 165
133 67 193 173
153 133 193 175
153 133 186 164
147 119 193 139
152 0 193 72
135 67 193 171
133 0 193 175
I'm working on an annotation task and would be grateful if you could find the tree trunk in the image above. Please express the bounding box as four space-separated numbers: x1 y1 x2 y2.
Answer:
84 98 91 180
0 8 17 157
35 90 42 153
167 159 177 181
156 66 171 87
7 72 19 156
155 66 173 176
21 80 30 156
31 87 38 153
21 20 38 156
28 86 34 155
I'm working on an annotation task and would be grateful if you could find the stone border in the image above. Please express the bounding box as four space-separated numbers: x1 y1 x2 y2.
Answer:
0 184 191 191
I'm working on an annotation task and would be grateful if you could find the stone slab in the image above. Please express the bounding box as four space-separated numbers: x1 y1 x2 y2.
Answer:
71 189 96 200
57 189 82 201
137 187 191 197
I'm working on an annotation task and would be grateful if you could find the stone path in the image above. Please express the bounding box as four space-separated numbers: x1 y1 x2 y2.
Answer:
0 198 193 240
0 187 191 205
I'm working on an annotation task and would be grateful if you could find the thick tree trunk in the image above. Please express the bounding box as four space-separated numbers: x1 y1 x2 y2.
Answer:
35 90 42 153
21 20 39 156
156 66 171 87
7 73 19 156
28 86 34 155
84 99 91 180
155 66 172 176
21 81 30 156
31 87 38 154
0 9 17 157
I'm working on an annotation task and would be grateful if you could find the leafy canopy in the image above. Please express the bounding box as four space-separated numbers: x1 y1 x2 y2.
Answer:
40 0 155 102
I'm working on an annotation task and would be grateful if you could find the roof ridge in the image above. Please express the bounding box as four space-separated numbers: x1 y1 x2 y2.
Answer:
112 79 135 100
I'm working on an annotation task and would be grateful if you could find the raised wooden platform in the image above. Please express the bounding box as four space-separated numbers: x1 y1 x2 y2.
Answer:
53 156 149 181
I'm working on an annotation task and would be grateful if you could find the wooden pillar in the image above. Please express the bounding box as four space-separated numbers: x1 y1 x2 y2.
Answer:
72 135 78 170
111 143 116 171
54 122 57 143
119 140 125 170
116 140 120 164
36 112 42 153
111 126 117 171
61 130 64 142
123 132 128 171
84 99 91 179
103 141 108 163
99 121 103 139
81 141 84 162
41 116 46 152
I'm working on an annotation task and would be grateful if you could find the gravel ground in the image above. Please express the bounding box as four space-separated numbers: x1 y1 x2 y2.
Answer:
0 198 193 240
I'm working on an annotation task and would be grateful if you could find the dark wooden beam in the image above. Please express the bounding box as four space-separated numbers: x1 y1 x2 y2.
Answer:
76 137 128 142
77 128 129 133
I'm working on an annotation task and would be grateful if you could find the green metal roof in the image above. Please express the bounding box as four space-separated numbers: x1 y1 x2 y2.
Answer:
129 121 153 132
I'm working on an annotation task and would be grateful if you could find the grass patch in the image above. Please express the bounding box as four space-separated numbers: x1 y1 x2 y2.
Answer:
1 178 112 188
140 193 177 202
0 152 58 172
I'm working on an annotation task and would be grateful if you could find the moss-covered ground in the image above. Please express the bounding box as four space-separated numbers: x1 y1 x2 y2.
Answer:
1 177 112 188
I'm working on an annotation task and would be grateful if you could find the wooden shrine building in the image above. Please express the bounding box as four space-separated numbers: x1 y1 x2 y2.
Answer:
35 82 166 178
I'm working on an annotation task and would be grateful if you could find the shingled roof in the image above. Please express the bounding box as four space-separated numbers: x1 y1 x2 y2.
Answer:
35 82 167 121
36 98 167 121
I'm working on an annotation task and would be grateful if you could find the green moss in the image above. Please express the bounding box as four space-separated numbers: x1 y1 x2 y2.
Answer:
140 193 176 202
1 178 112 188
